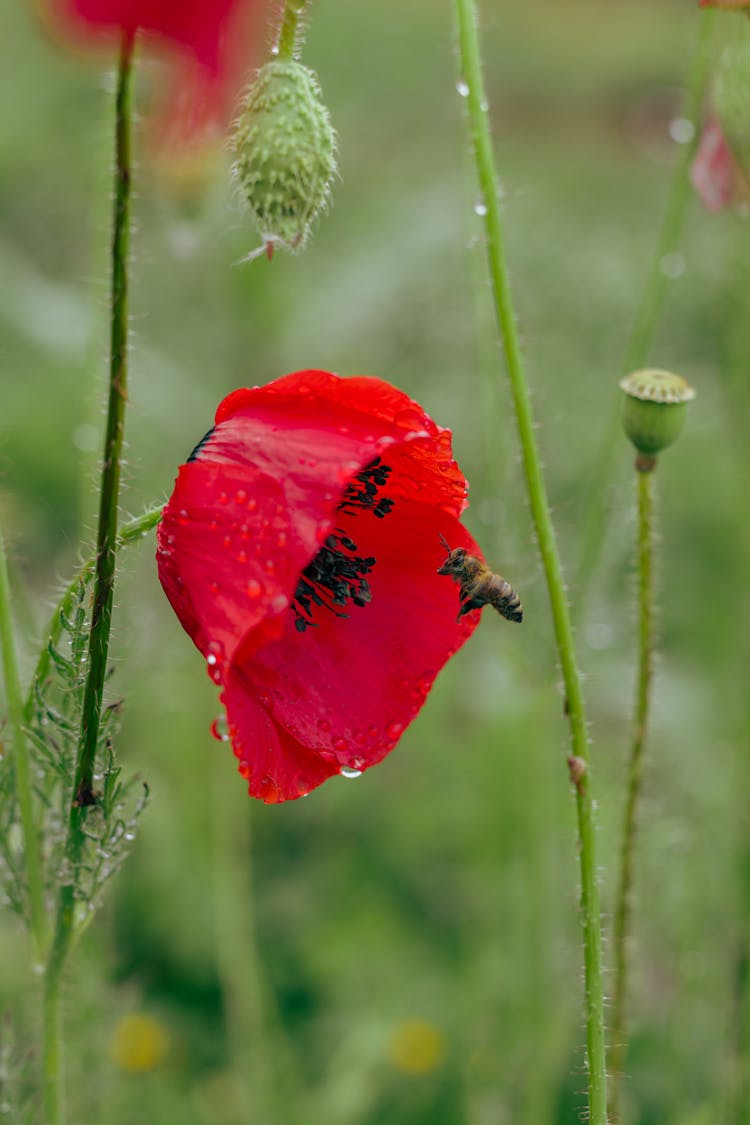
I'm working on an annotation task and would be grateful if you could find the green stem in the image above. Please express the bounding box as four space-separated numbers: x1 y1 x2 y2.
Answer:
0 528 47 958
609 464 655 1122
24 506 163 726
42 36 134 1125
454 3 607 1121
574 10 714 597
276 0 308 60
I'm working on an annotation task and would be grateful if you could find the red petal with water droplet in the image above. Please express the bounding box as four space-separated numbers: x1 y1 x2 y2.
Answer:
157 370 490 803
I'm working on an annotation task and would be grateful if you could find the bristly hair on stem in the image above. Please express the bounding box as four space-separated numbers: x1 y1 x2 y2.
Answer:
453 1 608 1121
609 464 655 1121
41 34 140 1125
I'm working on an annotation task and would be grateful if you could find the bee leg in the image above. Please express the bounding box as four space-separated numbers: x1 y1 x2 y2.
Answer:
457 597 482 621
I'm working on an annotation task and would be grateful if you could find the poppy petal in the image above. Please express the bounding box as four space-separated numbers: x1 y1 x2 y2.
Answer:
157 371 499 803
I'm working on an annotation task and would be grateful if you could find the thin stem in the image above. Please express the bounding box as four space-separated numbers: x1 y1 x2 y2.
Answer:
276 0 308 61
72 34 133 811
0 528 47 958
42 36 134 1125
609 464 655 1122
574 10 714 598
454 3 607 1122
210 761 301 1125
24 506 163 725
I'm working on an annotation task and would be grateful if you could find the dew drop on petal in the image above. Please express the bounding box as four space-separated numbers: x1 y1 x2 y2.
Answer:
245 578 262 598
235 490 247 504
246 497 257 511
386 722 404 741
218 492 229 505
260 774 281 803
340 766 363 779
211 715 230 741
333 736 348 752
456 79 470 97
474 199 488 216
237 550 248 564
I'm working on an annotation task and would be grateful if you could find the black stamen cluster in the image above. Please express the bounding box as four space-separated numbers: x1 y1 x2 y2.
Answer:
292 459 395 633
292 533 375 633
338 458 395 519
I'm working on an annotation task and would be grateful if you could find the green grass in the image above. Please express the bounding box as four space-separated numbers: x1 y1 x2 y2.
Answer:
1 1 748 1122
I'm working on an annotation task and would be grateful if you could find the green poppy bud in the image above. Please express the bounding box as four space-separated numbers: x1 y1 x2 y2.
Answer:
232 60 337 256
620 369 695 465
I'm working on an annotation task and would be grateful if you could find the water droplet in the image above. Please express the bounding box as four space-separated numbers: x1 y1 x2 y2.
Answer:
218 491 229 505
210 582 218 595
340 766 363 779
263 559 276 574
333 736 348 752
659 252 685 279
456 79 470 97
211 715 230 742
386 722 404 741
237 550 248 564
277 531 287 549
480 99 489 112
669 117 694 145
270 43 279 56
246 497 257 511
246 578 262 598
124 831 136 842
222 536 231 549
235 489 247 504
319 718 331 732
260 774 281 803
473 198 488 217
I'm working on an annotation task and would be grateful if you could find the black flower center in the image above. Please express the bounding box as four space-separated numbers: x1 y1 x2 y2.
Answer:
292 458 394 633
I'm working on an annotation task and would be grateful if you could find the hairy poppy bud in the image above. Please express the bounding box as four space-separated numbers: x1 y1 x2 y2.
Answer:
620 368 695 465
231 60 337 255
714 31 750 183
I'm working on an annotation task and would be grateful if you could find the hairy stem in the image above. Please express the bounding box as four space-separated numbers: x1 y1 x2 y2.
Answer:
276 0 308 60
454 2 607 1121
43 36 134 1125
575 10 714 597
0 528 47 958
609 464 655 1121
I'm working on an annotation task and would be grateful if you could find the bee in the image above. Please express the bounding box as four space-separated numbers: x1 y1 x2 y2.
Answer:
437 535 523 624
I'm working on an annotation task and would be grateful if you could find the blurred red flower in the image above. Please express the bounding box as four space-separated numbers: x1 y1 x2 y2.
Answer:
699 1 750 7
690 116 748 211
157 370 484 803
40 0 265 138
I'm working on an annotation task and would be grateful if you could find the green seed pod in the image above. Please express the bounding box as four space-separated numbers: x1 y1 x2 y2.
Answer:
232 60 337 255
714 28 750 183
620 368 695 461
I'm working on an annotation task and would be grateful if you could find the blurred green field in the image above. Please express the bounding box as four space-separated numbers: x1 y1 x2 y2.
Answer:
2 1 750 1122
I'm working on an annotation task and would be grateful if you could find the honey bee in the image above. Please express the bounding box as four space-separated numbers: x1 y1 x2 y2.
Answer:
438 535 523 624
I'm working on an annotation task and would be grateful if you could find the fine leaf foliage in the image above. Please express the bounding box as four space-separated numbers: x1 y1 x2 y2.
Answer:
0 574 148 930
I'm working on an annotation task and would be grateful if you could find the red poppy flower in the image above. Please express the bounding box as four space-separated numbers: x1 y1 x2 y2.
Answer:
40 0 265 138
157 370 487 804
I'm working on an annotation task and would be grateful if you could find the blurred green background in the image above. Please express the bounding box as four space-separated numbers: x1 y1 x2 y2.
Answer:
2 1 749 1122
